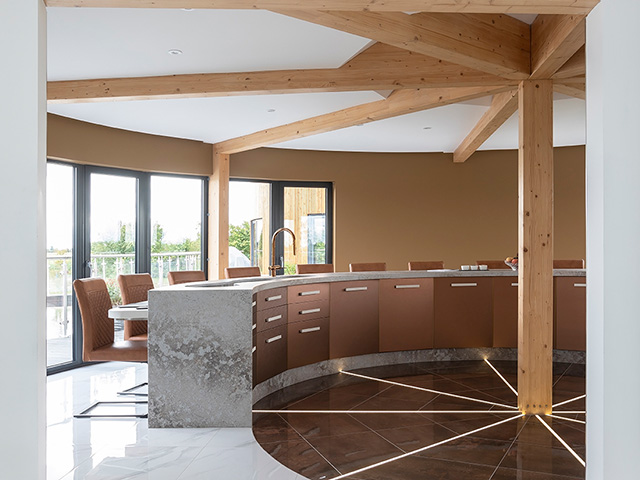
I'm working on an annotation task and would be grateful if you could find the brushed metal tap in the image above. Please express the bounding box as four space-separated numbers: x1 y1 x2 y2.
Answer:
269 228 296 277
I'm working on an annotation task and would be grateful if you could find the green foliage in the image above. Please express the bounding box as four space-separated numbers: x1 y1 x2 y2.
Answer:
105 278 122 306
229 221 251 258
284 262 296 275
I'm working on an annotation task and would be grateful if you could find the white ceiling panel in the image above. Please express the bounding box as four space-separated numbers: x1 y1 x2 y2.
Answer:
47 9 371 81
48 91 384 144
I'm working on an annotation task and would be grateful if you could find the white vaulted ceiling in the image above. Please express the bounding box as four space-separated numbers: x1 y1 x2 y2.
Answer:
46 8 585 153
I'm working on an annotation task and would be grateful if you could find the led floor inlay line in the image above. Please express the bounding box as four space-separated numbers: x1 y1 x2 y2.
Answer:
553 394 586 408
545 413 587 425
330 414 524 480
484 358 518 396
536 415 586 467
340 370 519 410
253 409 519 414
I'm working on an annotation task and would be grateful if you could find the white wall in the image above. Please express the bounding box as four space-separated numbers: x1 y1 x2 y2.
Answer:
0 1 47 479
586 1 640 478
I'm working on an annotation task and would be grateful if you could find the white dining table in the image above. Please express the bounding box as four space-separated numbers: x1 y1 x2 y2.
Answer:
108 301 148 320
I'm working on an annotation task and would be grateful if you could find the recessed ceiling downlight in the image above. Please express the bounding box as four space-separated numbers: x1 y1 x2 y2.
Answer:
267 109 276 113
168 49 183 56
423 126 432 130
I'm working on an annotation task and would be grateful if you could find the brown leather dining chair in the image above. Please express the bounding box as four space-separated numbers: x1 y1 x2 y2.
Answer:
73 277 148 418
296 263 334 274
168 270 206 285
224 266 262 279
349 262 387 272
408 261 445 270
476 260 510 270
553 259 585 269
117 273 154 341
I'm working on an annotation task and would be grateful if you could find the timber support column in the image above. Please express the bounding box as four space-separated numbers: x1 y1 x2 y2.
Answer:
209 151 230 280
517 79 554 415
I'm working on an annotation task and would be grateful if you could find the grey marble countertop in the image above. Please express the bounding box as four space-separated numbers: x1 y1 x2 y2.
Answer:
157 268 586 294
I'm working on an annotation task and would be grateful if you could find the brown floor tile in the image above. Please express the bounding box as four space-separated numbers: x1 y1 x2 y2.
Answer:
252 413 304 444
440 373 518 392
306 430 403 473
351 412 434 432
374 422 460 452
491 466 583 479
281 412 371 439
259 439 340 480
372 384 441 404
352 393 432 412
552 376 585 394
348 455 497 480
285 388 373 411
432 414 526 442
499 439 585 478
416 436 512 469
384 373 477 394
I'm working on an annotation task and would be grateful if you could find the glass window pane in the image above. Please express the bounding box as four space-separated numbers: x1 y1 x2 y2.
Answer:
284 187 327 273
150 176 203 286
90 173 137 341
229 181 271 275
46 163 74 367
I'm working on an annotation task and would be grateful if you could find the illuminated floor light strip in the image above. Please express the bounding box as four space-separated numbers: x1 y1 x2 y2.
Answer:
553 394 586 408
340 370 518 410
484 358 518 397
330 414 523 480
253 409 518 415
535 415 586 467
554 411 586 415
545 414 586 425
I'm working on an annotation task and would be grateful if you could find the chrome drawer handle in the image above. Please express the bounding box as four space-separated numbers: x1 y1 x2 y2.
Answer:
344 287 367 292
574 283 587 288
300 308 321 315
511 283 518 287
300 326 321 334
451 283 478 287
266 295 282 302
252 323 256 330
299 290 321 296
266 335 282 344
395 284 420 289
251 346 256 353
266 314 282 323
252 301 257 307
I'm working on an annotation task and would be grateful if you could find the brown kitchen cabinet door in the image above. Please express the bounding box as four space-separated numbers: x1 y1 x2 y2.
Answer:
492 277 518 348
287 299 330 324
255 304 287 333
255 325 287 385
434 277 493 348
255 287 288 311
329 281 379 359
379 278 434 352
288 283 330 304
554 277 586 351
287 317 329 369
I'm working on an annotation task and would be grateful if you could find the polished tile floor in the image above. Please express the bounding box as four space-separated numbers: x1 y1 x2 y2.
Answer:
252 360 586 480
47 362 303 479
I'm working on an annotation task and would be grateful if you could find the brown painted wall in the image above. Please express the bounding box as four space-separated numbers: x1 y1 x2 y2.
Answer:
46 114 585 271
47 114 213 175
231 146 586 272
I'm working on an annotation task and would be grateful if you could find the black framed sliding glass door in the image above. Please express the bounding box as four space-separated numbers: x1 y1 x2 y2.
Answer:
46 161 208 373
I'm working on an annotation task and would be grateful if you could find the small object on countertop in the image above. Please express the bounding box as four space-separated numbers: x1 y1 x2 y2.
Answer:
479 265 488 271
461 265 470 271
470 265 479 271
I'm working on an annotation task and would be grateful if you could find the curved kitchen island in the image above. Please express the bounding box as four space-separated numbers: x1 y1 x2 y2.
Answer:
147 269 585 428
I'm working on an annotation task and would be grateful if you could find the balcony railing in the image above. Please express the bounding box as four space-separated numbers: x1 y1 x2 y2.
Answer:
46 251 202 337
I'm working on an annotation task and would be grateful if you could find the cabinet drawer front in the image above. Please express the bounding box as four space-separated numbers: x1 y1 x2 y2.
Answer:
256 287 288 311
287 317 329 369
255 324 287 385
288 299 329 323
288 283 330 304
255 304 287 333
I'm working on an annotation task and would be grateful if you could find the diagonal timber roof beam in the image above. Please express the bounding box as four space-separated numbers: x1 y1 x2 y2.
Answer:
44 1 601 15
47 44 513 103
213 85 513 154
275 10 531 80
554 81 585 100
453 89 518 163
552 46 585 79
530 14 586 78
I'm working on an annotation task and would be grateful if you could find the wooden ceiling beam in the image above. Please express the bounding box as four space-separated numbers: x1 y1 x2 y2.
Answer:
530 14 586 79
214 85 513 154
552 46 585 79
276 10 531 80
47 44 513 103
44 1 601 15
453 89 518 163
554 81 585 100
